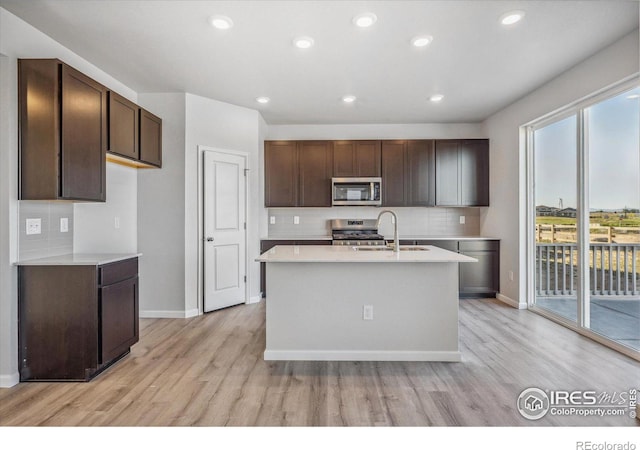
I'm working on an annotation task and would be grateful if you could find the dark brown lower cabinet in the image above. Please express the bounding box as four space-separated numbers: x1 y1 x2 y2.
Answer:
260 240 331 297
19 257 139 381
412 240 499 298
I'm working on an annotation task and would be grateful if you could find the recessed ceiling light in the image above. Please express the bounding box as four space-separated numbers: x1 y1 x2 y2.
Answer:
353 12 377 28
293 36 314 49
342 95 357 103
500 10 525 26
256 96 270 104
411 35 433 48
209 15 233 30
429 94 444 103
627 94 640 99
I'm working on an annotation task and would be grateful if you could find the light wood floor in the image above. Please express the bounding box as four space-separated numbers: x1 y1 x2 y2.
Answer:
1 299 638 426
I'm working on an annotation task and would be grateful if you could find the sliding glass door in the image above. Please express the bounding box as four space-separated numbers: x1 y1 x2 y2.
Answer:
530 81 640 357
586 87 640 351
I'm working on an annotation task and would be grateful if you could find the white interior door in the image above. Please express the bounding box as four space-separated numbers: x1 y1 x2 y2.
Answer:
204 150 246 312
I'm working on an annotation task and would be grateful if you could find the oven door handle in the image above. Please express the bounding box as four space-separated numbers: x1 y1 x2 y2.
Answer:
370 182 374 201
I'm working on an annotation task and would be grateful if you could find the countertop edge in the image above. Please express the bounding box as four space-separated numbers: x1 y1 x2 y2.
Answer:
262 236 499 241
14 253 142 266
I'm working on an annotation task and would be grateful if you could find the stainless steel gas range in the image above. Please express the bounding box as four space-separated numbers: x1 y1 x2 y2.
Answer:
330 219 386 246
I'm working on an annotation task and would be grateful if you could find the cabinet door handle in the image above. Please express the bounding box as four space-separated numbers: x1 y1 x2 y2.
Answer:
206 237 214 242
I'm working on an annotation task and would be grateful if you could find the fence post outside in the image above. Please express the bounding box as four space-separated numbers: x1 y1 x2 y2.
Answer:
608 226 613 243
551 224 555 243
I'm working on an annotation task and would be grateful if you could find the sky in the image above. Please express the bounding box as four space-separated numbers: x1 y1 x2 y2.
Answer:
535 86 640 210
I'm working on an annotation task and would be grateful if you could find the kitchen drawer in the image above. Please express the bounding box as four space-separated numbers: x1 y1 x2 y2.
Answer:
99 258 138 286
458 240 499 252
415 240 458 252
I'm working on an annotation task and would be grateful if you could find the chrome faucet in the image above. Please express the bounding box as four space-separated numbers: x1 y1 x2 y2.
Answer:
376 210 399 253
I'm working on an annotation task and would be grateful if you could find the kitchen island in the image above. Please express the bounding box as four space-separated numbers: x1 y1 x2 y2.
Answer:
256 245 476 362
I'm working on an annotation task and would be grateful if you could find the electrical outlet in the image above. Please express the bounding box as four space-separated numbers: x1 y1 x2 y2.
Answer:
363 305 374 320
293 216 300 225
26 218 41 235
114 216 121 229
270 216 276 225
459 215 466 225
60 217 69 233
509 270 514 281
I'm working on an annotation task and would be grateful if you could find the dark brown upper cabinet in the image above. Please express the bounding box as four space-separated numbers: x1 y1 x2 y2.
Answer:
107 98 162 169
298 141 333 207
264 140 333 207
381 140 435 207
139 108 162 167
265 141 299 207
108 91 139 160
19 59 107 201
333 140 381 177
435 139 489 207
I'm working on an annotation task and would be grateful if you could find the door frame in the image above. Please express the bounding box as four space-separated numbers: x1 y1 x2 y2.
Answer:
198 145 250 315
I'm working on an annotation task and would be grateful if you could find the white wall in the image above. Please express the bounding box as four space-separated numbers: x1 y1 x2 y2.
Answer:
481 29 639 306
0 7 140 387
184 94 263 310
136 93 187 317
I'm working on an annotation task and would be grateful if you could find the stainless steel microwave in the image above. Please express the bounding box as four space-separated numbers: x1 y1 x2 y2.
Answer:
331 177 382 206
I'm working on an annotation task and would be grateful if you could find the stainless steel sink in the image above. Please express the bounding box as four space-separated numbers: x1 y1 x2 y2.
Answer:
354 246 429 252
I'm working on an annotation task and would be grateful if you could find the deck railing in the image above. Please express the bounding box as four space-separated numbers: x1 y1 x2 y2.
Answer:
536 243 640 296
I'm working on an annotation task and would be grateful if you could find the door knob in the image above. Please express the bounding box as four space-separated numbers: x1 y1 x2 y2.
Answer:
206 237 214 242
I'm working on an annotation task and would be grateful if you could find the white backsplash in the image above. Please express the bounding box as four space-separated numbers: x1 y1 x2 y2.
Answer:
18 201 74 261
267 207 481 238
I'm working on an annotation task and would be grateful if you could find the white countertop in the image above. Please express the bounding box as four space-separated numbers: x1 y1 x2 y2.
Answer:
15 253 142 266
256 245 476 263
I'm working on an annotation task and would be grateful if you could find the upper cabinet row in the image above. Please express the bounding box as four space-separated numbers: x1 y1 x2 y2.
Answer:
18 59 162 202
264 139 489 208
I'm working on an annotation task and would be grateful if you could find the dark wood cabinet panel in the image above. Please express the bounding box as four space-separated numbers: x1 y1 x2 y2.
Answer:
460 140 489 206
435 139 489 207
108 91 139 160
139 108 162 167
333 140 381 177
407 140 435 206
299 141 333 207
381 140 408 206
265 141 299 207
101 276 139 364
435 140 460 206
61 64 107 201
19 258 139 381
19 59 106 201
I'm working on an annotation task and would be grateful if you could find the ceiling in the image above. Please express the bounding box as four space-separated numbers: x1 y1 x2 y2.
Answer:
1 0 638 124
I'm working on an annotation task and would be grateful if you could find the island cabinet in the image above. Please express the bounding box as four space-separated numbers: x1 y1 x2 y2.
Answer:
19 59 107 201
264 141 332 207
107 93 162 168
381 140 435 206
410 239 500 297
332 140 381 177
259 240 331 297
435 139 489 207
18 257 139 381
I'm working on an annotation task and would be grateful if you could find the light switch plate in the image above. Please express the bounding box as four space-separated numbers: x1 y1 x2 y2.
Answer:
293 216 300 225
60 217 69 233
459 215 466 225
270 216 276 225
114 216 121 229
26 218 41 235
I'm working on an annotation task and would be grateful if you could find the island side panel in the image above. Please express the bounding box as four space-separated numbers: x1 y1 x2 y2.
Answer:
264 261 460 361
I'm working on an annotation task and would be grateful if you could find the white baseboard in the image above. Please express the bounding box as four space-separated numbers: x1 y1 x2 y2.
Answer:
139 309 199 319
0 372 19 388
264 350 462 362
496 293 527 309
247 295 262 304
